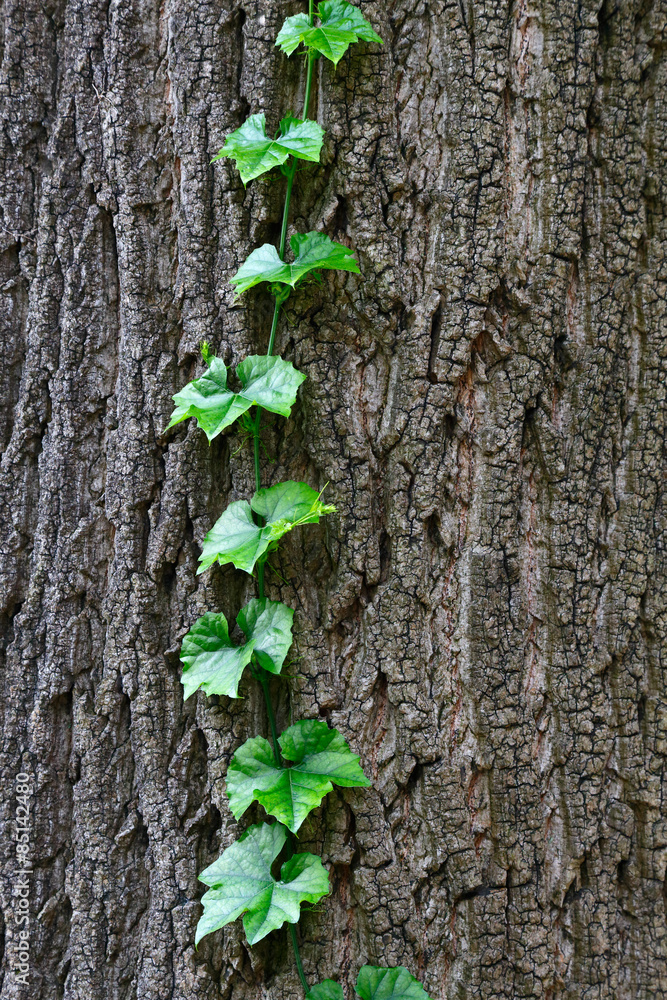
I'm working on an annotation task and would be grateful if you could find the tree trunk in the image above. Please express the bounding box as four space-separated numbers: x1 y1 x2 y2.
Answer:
1 0 665 998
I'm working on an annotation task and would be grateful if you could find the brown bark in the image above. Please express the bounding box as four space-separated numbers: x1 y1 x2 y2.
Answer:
0 0 665 998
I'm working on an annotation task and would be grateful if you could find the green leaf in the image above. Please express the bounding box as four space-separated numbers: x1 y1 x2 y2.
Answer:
167 355 305 441
289 231 360 280
229 245 288 296
307 983 345 1000
230 231 359 297
180 612 252 700
226 719 371 832
355 967 432 1000
198 481 335 575
236 355 306 419
251 480 334 524
237 598 294 674
180 599 294 699
213 113 325 184
276 12 311 56
277 0 383 65
196 822 329 946
167 357 247 440
198 501 263 574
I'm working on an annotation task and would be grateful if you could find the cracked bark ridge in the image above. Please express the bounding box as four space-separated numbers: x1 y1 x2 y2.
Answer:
0 1 665 998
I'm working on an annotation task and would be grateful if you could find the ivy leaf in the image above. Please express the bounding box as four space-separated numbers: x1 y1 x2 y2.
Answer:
167 355 305 441
180 600 294 699
236 355 306 419
213 113 325 184
237 598 294 675
229 245 288 297
355 967 432 1000
307 983 345 1000
276 12 311 55
277 0 383 65
226 719 371 832
230 231 359 297
167 357 249 440
198 501 264 574
198 482 335 575
180 612 253 700
289 231 360 280
196 822 329 946
251 480 334 525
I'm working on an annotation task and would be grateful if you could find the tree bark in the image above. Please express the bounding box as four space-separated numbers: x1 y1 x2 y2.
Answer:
0 0 665 998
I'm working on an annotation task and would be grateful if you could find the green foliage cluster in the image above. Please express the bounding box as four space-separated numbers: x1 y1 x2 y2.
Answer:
170 3 431 996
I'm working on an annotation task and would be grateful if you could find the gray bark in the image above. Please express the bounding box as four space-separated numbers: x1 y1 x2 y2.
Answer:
0 0 665 998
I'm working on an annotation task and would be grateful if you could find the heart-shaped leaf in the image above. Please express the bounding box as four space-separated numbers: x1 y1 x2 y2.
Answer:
355 967 432 1000
307 983 345 1000
213 113 325 184
196 822 329 946
226 719 371 832
198 481 335 575
167 355 305 441
277 0 383 64
180 599 294 699
230 231 359 297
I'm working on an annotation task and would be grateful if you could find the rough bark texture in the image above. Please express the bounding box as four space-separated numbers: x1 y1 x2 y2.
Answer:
0 0 665 998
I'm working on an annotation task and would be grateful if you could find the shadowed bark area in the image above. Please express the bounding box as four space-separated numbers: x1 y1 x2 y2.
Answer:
0 0 665 998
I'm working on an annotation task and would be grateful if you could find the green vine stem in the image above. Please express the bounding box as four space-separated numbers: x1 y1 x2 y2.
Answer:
279 0 316 260
251 5 317 983
253 0 316 601
290 923 310 993
168 6 431 999
255 660 281 767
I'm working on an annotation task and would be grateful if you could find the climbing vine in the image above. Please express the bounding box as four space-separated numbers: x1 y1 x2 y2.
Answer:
170 4 432 998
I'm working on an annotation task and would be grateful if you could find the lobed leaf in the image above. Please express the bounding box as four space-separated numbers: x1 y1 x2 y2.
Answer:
213 113 325 184
229 244 288 296
167 357 246 439
167 355 305 441
180 599 294 699
307 983 345 1000
236 355 306 418
355 967 432 1000
226 719 371 832
276 12 311 56
277 0 383 65
198 501 265 574
198 481 335 575
251 480 332 524
230 231 359 297
196 822 329 946
236 597 294 674
180 612 252 700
